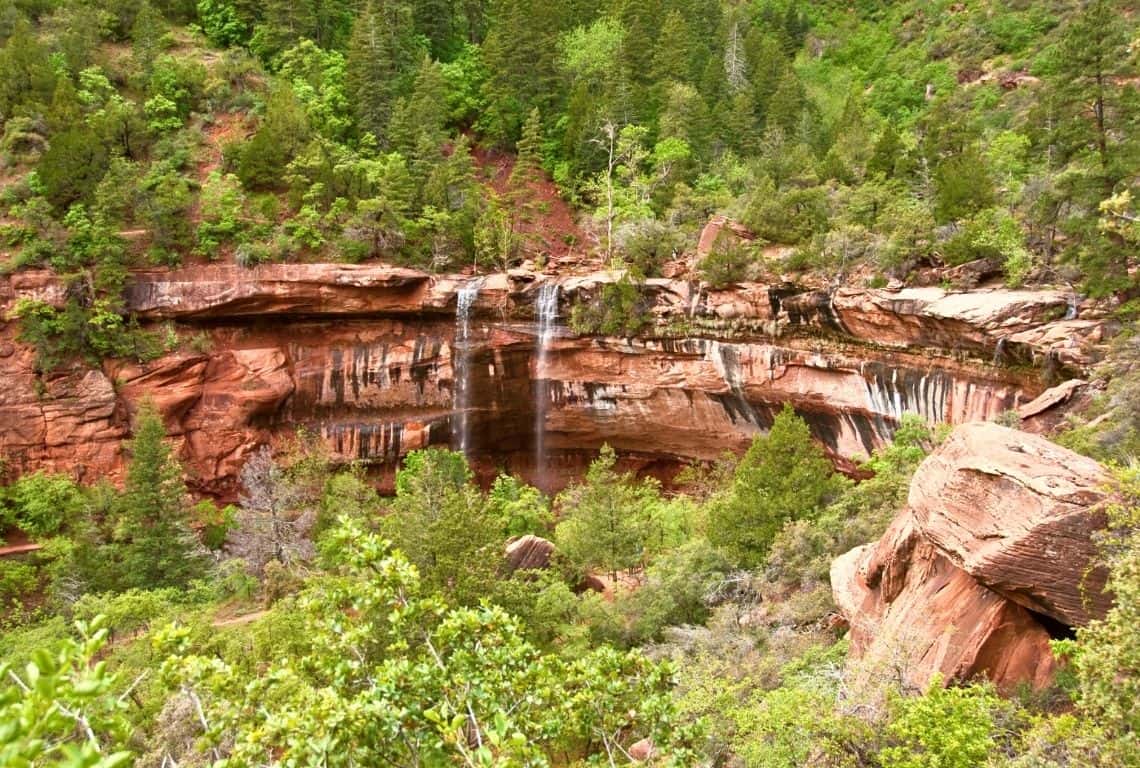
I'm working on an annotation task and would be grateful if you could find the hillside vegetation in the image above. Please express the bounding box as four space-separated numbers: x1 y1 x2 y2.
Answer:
2 1 1140 361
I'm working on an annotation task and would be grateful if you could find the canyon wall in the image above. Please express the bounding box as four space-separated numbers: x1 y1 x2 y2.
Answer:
0 264 1114 494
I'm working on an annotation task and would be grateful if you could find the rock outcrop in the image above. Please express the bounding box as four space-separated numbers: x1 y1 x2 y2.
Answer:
832 423 1111 692
505 535 555 571
909 422 1111 625
0 264 1115 494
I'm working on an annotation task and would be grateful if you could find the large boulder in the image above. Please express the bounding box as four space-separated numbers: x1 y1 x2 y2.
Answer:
832 422 1111 691
909 422 1110 626
505 535 555 571
831 513 1057 693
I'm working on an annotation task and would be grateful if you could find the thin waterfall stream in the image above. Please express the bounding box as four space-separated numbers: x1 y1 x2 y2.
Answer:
534 283 561 485
452 278 483 456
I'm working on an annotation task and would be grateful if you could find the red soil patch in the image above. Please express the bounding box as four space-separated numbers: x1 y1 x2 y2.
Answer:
470 144 599 274
196 111 249 184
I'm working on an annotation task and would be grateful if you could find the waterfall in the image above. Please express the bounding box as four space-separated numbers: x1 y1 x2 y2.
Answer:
534 283 560 484
1065 294 1080 320
992 336 1007 366
452 278 482 456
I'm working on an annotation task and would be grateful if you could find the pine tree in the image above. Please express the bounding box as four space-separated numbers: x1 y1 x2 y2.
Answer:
766 68 806 134
708 405 846 568
115 400 207 589
1053 0 1131 189
509 107 544 189
347 0 417 142
389 56 449 155
383 448 500 605
745 30 787 118
868 124 904 179
554 444 660 581
651 10 694 85
412 0 457 58
479 0 562 144
130 1 165 73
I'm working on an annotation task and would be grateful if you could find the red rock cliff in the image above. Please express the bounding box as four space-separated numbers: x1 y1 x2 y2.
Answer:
0 265 1114 494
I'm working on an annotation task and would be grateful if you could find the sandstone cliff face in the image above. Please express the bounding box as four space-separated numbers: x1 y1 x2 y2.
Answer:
0 265 1114 493
831 423 1110 692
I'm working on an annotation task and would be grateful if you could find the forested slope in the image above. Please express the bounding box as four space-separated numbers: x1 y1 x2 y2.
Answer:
2 0 1140 362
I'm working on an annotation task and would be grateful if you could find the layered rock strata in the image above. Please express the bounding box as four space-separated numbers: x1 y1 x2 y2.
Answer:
831 423 1110 692
0 265 1114 493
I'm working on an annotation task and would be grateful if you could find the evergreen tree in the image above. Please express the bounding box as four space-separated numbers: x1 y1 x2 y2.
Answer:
412 0 458 58
868 124 904 179
555 444 660 581
509 107 544 189
114 400 207 590
0 19 57 118
346 0 417 142
38 126 110 211
130 1 166 73
766 68 807 135
659 81 711 162
388 55 449 156
933 148 994 223
708 405 846 568
382 448 500 605
479 0 563 144
651 9 694 85
1053 0 1130 187
745 30 787 118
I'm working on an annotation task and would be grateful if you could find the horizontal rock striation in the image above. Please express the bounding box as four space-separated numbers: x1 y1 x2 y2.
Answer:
0 265 1115 493
832 423 1111 692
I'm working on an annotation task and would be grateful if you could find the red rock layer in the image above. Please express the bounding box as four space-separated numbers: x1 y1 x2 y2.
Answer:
0 266 1114 494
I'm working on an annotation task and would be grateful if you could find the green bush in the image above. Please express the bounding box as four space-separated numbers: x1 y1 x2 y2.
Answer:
698 237 753 288
879 679 1005 768
4 471 85 537
0 560 38 602
569 274 650 337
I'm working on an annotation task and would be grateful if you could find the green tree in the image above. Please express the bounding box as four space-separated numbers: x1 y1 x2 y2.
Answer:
486 474 551 538
651 9 694 85
114 400 207 590
933 148 995 223
234 85 310 189
555 444 661 581
382 448 500 605
708 405 845 567
509 106 544 190
37 127 110 210
346 0 418 142
478 0 562 144
1052 0 1131 187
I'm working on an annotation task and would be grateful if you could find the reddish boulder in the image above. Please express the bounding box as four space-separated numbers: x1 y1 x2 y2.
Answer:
832 512 1057 692
909 422 1110 626
832 422 1112 691
505 535 555 571
628 738 656 762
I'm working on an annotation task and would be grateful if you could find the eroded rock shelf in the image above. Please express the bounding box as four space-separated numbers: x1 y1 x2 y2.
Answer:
0 265 1116 494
